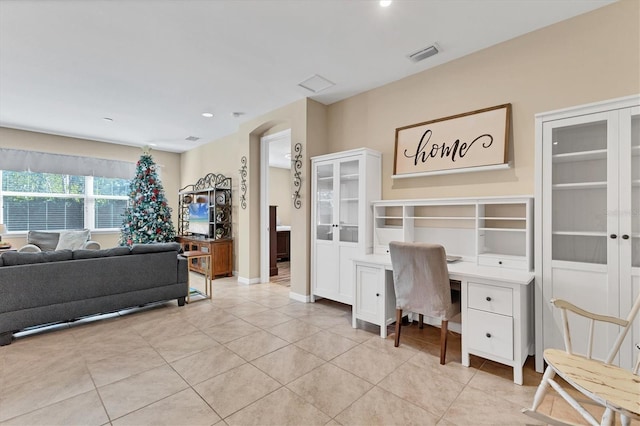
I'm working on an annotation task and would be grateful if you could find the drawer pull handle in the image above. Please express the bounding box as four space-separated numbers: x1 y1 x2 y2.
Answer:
486 333 492 338
486 296 492 302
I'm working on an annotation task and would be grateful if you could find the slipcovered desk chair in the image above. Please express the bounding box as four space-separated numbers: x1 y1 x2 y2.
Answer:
389 241 461 365
523 294 640 425
18 230 101 253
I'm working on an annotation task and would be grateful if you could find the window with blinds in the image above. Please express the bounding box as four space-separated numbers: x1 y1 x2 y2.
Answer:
1 171 129 232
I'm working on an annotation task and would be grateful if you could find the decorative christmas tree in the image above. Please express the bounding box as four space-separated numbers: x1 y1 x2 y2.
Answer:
120 148 176 246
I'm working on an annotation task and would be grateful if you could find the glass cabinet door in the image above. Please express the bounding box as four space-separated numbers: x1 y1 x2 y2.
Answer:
547 115 610 265
630 109 639 267
315 163 334 241
339 159 360 243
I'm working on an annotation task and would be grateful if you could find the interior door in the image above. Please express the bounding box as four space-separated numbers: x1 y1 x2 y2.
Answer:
619 106 640 368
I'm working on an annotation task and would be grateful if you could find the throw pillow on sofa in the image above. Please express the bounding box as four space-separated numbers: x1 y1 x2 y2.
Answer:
55 230 90 250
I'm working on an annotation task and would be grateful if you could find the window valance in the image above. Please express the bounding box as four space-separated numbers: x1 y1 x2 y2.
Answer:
0 148 135 179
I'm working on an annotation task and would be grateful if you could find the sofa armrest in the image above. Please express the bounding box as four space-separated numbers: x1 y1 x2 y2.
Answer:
18 244 42 253
83 240 101 250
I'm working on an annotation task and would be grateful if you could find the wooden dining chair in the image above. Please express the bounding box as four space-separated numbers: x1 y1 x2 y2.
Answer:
523 293 640 425
388 241 461 364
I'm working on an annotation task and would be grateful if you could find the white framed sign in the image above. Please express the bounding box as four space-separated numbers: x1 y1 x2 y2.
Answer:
393 104 511 178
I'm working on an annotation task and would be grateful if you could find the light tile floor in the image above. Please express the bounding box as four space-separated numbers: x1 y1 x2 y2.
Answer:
0 274 634 425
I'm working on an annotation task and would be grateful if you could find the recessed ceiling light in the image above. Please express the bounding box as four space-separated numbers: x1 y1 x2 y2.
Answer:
103 117 113 122
201 112 214 118
380 0 392 7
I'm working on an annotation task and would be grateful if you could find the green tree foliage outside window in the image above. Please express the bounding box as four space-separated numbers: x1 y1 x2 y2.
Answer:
120 153 176 246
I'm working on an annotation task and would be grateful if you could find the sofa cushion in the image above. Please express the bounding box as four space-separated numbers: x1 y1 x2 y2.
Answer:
130 242 181 254
27 230 60 251
0 256 3 267
56 230 90 251
73 247 131 259
2 250 73 266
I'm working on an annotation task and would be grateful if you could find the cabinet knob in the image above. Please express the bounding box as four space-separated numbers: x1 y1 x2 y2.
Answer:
386 250 389 253
486 296 492 302
498 261 502 265
485 333 492 338
610 234 617 239
622 234 630 240
376 293 380 297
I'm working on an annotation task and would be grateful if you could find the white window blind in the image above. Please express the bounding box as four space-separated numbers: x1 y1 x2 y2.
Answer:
0 148 135 179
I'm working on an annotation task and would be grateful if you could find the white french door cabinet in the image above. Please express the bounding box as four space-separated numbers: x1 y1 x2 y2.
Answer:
311 148 381 305
535 95 640 372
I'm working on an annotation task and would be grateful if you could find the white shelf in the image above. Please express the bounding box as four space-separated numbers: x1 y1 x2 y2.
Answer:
408 216 475 220
341 223 358 227
552 149 607 163
340 174 359 180
552 182 607 190
372 196 533 271
480 227 526 232
341 198 359 202
480 217 526 221
552 231 606 237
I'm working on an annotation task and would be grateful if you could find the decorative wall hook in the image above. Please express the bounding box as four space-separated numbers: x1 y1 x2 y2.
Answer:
239 156 248 209
292 143 302 209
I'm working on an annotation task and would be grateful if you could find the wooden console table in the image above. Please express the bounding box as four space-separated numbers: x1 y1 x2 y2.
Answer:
176 236 233 278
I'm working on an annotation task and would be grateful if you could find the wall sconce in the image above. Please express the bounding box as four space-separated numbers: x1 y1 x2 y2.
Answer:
292 143 302 209
239 156 248 209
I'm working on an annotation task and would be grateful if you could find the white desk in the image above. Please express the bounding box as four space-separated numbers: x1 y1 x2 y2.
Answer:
352 254 535 385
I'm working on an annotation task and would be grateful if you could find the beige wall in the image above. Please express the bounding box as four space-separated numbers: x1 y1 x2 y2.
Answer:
327 0 640 200
0 127 182 249
269 167 291 226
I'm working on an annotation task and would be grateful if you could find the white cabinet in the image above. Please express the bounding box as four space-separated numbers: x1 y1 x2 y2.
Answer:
535 95 640 372
311 148 381 305
352 255 534 384
353 263 396 337
372 196 533 271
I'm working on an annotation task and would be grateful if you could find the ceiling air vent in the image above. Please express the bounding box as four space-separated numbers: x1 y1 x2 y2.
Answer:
185 136 200 142
407 44 439 63
298 74 335 93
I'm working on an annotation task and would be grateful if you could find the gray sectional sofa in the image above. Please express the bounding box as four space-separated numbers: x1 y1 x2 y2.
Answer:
0 242 188 345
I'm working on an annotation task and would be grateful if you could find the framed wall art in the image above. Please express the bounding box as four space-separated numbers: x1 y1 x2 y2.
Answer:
393 104 511 178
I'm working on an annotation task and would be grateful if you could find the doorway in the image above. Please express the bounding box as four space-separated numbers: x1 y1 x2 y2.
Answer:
260 129 292 285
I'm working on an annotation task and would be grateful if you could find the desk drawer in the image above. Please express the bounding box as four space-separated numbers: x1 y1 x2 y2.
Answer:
467 308 513 360
467 282 512 316
478 255 527 270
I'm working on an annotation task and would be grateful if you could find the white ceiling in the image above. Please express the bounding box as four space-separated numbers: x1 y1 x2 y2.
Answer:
0 0 615 154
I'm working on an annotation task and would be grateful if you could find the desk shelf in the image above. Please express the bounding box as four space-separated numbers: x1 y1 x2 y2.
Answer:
373 196 533 271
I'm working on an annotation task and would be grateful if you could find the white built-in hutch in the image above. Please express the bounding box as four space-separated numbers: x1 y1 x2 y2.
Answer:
352 195 535 384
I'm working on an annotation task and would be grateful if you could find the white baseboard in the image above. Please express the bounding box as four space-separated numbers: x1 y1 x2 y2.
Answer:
237 276 261 285
289 291 312 303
